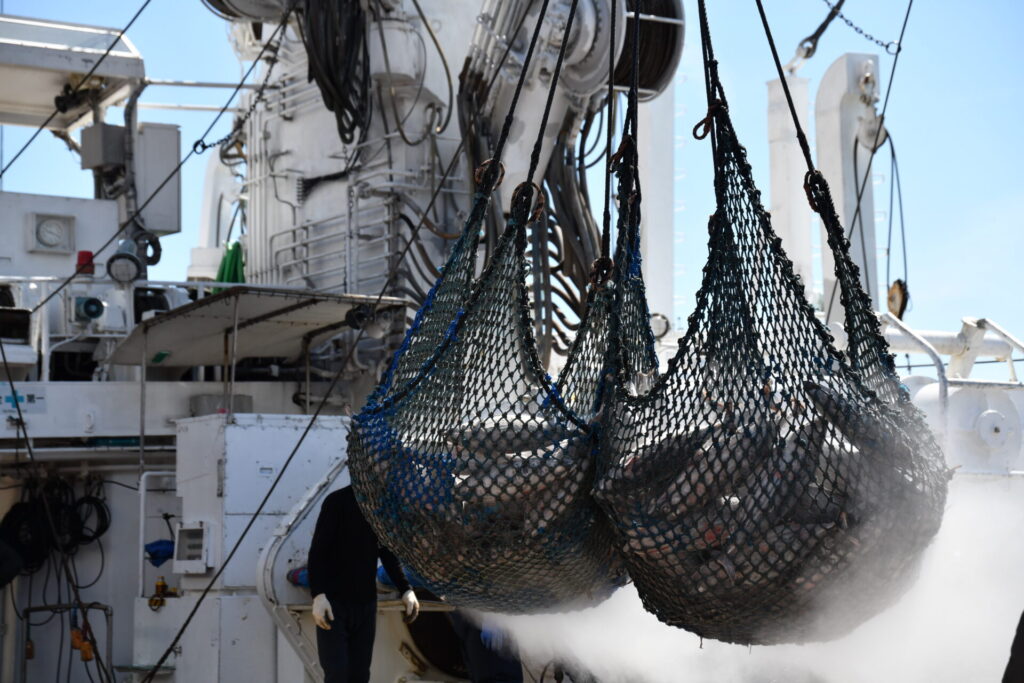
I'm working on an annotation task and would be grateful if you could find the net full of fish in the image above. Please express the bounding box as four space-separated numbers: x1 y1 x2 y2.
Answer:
348 187 627 613
590 65 949 643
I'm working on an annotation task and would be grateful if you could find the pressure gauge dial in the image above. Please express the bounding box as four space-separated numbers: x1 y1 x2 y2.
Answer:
36 218 66 248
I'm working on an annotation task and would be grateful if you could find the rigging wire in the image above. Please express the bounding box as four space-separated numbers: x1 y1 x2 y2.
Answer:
1 12 296 678
822 0 914 322
884 135 909 288
0 0 155 182
409 0 454 135
600 0 618 260
137 9 537 680
849 136 873 301
819 0 900 54
28 6 295 316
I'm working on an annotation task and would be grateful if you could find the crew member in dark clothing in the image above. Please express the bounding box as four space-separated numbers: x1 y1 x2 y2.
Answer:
1005 609 1024 683
308 485 419 683
0 536 23 589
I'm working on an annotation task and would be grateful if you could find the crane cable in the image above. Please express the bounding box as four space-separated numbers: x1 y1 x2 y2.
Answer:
823 0 914 322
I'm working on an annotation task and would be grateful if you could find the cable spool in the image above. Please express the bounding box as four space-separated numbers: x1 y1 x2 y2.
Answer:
612 0 684 101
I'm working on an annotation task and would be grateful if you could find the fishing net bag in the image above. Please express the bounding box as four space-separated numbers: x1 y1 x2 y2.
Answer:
591 1 949 644
347 0 626 613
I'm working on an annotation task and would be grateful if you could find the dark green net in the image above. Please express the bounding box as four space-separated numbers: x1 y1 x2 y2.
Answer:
592 34 948 641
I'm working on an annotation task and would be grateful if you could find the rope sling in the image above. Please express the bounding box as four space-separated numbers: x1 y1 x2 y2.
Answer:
348 0 636 612
591 0 949 644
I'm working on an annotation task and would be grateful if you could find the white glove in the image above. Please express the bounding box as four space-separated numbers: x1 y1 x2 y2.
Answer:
401 589 420 623
312 593 334 630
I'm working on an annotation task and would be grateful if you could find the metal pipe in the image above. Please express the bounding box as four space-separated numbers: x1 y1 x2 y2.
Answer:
881 312 948 441
978 318 1024 354
139 329 147 482
138 471 176 598
135 102 243 113
228 295 240 418
0 462 174 475
626 11 686 26
948 378 1024 391
977 318 1024 382
144 78 273 90
39 282 51 382
884 328 1013 359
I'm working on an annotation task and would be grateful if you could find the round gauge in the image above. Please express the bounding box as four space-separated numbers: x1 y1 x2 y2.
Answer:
36 219 66 248
650 312 671 340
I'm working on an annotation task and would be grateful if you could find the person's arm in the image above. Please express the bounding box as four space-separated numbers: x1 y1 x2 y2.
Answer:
378 545 411 595
308 492 341 600
380 544 419 622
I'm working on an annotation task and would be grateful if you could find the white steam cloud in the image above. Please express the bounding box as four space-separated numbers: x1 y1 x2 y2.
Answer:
487 476 1023 682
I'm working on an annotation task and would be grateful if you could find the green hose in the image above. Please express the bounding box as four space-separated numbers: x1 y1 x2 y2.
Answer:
212 241 245 294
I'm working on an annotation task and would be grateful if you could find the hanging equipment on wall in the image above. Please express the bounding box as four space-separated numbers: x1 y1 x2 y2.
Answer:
591 0 948 645
348 0 629 613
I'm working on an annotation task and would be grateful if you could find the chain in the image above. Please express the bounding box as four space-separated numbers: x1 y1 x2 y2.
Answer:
193 42 283 154
820 0 899 55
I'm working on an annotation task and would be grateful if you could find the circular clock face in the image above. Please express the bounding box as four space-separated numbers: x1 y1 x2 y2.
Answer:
36 219 66 248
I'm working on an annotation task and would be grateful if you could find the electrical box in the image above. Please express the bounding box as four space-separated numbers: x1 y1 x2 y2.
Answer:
80 123 126 170
173 520 211 574
135 122 181 235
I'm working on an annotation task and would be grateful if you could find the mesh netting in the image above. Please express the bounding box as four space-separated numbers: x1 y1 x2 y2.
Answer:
590 13 949 643
348 183 627 612
348 0 642 614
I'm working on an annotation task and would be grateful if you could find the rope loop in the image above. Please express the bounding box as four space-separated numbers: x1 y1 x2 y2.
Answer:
609 135 635 169
802 170 822 214
529 184 548 223
692 100 724 140
474 159 505 189
803 169 835 216
510 182 547 223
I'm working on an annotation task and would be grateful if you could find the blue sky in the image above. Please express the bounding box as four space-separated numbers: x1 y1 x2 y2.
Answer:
669 0 1023 379
1 0 1021 378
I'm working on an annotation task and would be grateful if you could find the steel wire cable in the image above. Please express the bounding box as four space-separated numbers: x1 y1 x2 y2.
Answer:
0 10 295 679
884 136 908 293
822 0 914 322
819 0 900 54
